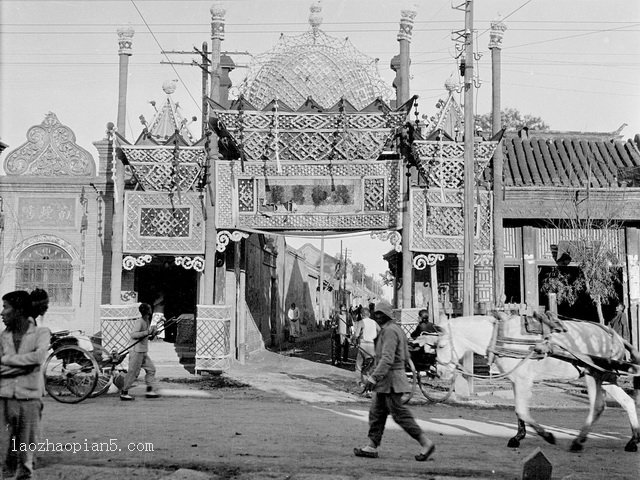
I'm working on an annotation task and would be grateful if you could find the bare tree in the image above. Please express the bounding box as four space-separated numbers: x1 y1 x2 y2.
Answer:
475 107 550 134
541 188 624 324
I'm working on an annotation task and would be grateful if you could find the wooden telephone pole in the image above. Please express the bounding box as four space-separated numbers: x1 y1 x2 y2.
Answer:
160 44 210 138
461 0 475 393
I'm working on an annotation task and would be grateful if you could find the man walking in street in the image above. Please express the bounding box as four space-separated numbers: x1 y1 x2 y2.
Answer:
120 303 160 401
354 301 436 462
351 307 379 386
287 303 301 343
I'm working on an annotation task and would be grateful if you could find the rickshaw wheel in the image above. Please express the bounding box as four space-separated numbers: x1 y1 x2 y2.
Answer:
418 366 455 403
44 345 99 403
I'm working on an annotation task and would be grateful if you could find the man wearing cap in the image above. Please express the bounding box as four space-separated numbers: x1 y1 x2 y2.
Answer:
354 301 436 462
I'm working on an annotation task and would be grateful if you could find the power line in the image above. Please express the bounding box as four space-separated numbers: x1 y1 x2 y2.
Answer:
129 0 201 113
3 27 639 35
4 20 640 27
504 22 640 50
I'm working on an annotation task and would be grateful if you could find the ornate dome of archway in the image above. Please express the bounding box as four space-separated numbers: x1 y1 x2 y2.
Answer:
238 2 392 110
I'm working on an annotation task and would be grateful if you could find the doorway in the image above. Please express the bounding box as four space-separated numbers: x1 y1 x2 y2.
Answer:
134 256 198 343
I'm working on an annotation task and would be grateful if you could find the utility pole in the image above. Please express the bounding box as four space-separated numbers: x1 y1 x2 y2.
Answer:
319 236 325 323
397 8 417 310
461 0 475 393
490 19 507 309
343 248 350 307
161 45 210 138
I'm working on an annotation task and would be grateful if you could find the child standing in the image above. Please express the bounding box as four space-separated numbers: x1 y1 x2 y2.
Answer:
120 303 160 401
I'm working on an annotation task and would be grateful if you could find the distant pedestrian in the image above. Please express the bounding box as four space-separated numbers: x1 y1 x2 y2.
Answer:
351 307 380 385
0 290 51 479
151 290 166 341
287 303 301 342
333 305 351 365
607 303 629 341
120 303 160 401
354 301 436 462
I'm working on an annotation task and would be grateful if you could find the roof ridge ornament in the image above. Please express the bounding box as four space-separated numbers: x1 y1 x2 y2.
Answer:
489 16 507 50
397 7 417 43
3 112 95 176
309 1 323 36
210 1 226 41
117 26 135 56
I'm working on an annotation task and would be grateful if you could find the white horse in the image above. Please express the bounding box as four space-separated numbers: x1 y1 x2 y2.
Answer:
434 313 640 452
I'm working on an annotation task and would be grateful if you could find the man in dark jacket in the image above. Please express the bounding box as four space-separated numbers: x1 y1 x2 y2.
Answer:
354 301 436 462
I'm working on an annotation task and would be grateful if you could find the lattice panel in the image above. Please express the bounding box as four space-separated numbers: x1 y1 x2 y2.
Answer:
216 161 400 230
124 191 204 254
139 207 190 237
536 227 622 261
410 187 493 254
196 304 231 373
100 304 141 361
475 266 493 303
412 141 499 188
120 145 206 191
214 110 406 163
364 178 385 211
237 28 393 110
238 179 255 212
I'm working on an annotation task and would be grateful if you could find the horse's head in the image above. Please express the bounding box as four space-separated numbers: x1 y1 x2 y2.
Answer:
433 315 497 381
433 325 457 381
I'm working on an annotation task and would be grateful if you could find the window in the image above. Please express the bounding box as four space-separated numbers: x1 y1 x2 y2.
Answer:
15 244 73 306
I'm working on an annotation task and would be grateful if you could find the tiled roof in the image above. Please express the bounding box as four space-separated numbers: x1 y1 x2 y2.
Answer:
491 135 640 188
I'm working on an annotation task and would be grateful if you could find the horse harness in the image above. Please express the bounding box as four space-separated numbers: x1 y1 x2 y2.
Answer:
486 312 640 379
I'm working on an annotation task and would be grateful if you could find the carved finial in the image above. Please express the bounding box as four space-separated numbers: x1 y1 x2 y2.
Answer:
210 1 226 41
309 1 323 34
489 17 507 50
162 79 179 95
117 26 135 56
444 75 460 93
397 7 417 43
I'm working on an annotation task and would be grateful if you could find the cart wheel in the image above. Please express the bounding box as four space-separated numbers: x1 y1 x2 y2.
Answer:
419 367 455 403
44 346 99 404
402 358 418 404
359 356 375 384
90 366 114 397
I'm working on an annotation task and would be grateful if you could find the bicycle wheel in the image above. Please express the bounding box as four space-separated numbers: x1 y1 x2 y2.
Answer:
402 358 417 404
44 345 99 403
419 367 455 403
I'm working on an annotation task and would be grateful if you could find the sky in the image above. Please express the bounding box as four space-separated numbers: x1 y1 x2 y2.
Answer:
1 0 640 295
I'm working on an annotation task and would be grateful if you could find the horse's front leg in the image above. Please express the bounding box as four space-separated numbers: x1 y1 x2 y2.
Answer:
510 377 556 447
602 383 640 452
507 415 527 448
570 375 605 452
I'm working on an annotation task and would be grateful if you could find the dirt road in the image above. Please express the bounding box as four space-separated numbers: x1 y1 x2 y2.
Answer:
35 380 639 479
